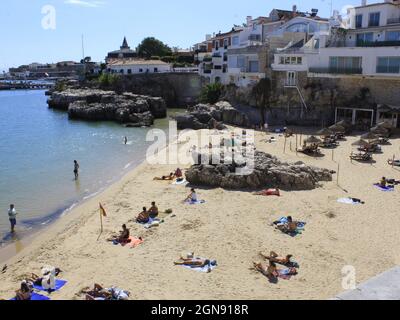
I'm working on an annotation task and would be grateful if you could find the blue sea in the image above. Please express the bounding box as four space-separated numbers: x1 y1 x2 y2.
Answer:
0 90 176 248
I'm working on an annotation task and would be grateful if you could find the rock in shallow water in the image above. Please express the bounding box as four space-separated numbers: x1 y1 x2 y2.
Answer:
47 89 167 126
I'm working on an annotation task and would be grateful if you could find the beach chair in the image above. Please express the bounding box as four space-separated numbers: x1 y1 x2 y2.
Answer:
388 159 400 167
350 152 372 162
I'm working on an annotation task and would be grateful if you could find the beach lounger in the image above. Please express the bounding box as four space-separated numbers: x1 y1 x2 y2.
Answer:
350 153 372 162
388 159 400 167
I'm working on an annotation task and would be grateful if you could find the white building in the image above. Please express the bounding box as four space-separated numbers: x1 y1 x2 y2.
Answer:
107 59 172 75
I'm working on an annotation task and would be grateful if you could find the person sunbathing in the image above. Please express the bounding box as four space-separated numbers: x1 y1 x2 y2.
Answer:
174 256 217 269
379 177 387 188
253 188 280 196
185 188 198 203
275 216 298 233
82 284 113 300
108 224 130 243
175 168 183 178
253 261 279 281
15 281 33 301
259 251 295 267
148 202 159 219
154 173 174 181
136 208 150 224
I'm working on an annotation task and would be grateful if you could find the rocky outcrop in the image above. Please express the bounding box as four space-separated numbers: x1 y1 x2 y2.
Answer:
48 89 167 126
186 151 333 190
175 101 251 130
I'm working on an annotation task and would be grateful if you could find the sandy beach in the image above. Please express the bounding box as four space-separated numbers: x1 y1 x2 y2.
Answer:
0 126 399 300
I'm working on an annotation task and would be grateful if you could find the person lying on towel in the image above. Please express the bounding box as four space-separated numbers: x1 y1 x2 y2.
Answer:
154 173 174 181
136 207 150 224
83 284 113 300
107 224 130 244
274 216 298 234
253 261 279 281
259 251 296 267
174 254 217 269
253 188 280 196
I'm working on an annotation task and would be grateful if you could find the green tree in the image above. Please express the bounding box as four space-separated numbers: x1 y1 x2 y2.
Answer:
200 83 224 104
137 37 172 59
252 78 272 125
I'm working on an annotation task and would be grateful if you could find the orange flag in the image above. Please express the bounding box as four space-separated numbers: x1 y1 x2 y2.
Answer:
99 203 107 217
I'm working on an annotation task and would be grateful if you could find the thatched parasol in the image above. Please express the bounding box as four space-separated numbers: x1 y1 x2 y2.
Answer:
370 126 389 135
304 135 322 144
352 139 369 147
361 132 379 141
377 121 393 130
329 124 346 133
336 120 351 129
316 128 333 137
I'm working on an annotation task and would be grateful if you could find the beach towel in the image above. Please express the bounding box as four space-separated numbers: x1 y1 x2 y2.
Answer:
277 268 296 280
144 218 162 229
186 200 206 205
172 179 187 185
10 293 51 301
181 258 218 273
374 184 395 192
274 217 306 237
33 279 67 293
122 236 144 248
337 198 362 205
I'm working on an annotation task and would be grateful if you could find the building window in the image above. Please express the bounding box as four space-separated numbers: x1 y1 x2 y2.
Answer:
120 69 124 74
386 31 400 41
154 67 158 73
279 56 302 65
297 57 303 64
356 33 373 45
224 39 229 49
232 36 239 46
248 61 259 73
329 56 362 73
280 56 285 64
127 69 132 74
355 14 363 28
139 68 143 73
376 57 400 73
237 56 246 71
369 12 380 27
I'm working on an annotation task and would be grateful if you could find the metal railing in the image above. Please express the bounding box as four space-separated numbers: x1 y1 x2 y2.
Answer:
387 17 400 25
376 66 400 73
309 67 363 74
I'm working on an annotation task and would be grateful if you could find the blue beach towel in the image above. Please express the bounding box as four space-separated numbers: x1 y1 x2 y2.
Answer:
10 293 51 301
33 279 67 293
374 184 394 192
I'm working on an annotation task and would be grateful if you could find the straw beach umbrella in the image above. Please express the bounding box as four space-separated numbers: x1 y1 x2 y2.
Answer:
361 132 378 143
329 124 346 133
377 121 393 130
370 126 389 136
352 139 369 147
304 136 322 144
316 128 333 137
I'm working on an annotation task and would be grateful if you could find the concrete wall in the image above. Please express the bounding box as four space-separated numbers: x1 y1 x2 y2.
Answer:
111 73 205 107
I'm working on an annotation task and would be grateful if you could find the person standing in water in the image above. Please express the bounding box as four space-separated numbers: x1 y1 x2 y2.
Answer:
74 160 80 180
8 204 17 233
124 136 128 145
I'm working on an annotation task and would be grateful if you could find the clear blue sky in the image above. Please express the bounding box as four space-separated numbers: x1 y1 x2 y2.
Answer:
0 0 357 71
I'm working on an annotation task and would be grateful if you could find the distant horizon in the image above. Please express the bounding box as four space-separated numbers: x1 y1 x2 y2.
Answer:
0 0 357 71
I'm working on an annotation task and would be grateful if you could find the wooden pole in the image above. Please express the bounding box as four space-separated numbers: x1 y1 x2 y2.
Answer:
284 136 287 154
337 162 340 186
100 211 103 233
393 154 395 169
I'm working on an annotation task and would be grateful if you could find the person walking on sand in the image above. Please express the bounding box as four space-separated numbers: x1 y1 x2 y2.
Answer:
8 204 17 233
74 160 80 180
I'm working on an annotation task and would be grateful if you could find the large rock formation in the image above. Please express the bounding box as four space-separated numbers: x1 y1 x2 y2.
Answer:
174 101 251 130
48 89 167 126
186 151 333 190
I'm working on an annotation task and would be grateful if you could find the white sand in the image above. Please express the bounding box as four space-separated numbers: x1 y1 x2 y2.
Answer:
0 127 399 300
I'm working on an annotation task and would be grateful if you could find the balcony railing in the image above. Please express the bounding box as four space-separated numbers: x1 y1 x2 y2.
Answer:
376 66 400 73
309 67 363 75
387 17 400 25
329 40 400 48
